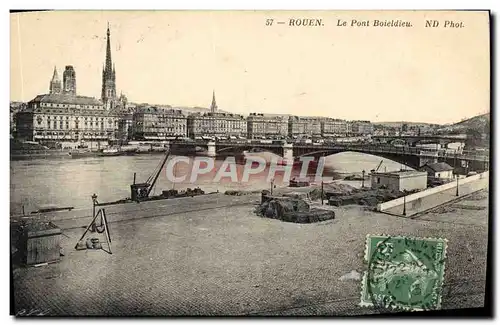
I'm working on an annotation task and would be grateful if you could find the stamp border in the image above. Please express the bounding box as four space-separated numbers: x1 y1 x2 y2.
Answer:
360 234 449 312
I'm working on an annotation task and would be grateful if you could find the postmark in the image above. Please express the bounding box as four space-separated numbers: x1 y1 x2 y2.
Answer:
360 235 448 311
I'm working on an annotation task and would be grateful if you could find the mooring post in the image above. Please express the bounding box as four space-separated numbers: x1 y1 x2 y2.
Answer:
361 170 365 188
402 195 406 216
91 193 98 232
321 180 324 205
456 177 459 197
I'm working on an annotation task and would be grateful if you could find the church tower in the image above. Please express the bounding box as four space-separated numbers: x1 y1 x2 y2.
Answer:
49 66 62 94
101 23 116 109
62 65 76 95
210 90 218 113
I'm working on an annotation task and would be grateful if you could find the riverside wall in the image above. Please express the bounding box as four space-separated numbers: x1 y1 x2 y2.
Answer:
11 193 260 230
377 171 489 217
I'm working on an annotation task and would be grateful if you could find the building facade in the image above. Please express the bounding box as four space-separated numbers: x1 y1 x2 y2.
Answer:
131 106 187 140
15 26 122 144
370 170 428 192
16 93 120 142
247 113 289 139
321 118 349 137
187 112 246 139
288 116 322 138
420 162 454 181
350 120 374 135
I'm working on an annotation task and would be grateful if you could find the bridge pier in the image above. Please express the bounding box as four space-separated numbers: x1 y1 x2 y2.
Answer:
207 141 216 157
283 143 294 161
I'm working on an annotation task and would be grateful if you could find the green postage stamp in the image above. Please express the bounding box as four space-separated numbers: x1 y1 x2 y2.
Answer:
360 235 448 311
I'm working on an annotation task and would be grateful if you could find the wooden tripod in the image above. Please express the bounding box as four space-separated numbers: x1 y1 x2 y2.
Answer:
75 208 112 254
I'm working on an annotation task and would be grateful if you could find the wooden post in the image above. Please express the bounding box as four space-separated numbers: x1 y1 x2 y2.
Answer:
270 179 274 196
402 195 406 216
454 150 457 171
456 177 459 197
22 205 25 216
133 172 136 185
321 180 324 205
91 193 98 232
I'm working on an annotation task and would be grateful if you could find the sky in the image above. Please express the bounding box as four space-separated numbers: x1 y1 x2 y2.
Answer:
10 10 490 124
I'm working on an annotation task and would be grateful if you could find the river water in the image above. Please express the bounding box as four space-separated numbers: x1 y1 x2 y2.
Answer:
10 152 405 214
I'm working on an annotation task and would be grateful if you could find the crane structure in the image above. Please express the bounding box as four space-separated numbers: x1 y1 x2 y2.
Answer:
370 160 384 174
130 150 171 202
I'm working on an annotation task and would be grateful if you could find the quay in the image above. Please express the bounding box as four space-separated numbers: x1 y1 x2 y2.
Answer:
11 189 488 315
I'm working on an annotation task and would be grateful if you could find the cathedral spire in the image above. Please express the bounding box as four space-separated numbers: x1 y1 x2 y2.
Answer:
105 23 112 74
210 90 217 113
51 66 59 81
102 24 117 108
49 66 61 94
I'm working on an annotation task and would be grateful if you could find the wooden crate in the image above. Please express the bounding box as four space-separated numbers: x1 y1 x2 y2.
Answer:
20 222 62 265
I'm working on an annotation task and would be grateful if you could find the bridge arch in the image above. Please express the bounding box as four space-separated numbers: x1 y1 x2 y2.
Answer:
296 149 421 170
389 138 407 146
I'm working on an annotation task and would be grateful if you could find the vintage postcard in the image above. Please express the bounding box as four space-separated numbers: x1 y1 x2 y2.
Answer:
10 10 490 316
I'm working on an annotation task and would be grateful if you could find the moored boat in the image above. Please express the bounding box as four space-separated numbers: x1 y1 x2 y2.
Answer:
70 150 100 159
99 147 121 157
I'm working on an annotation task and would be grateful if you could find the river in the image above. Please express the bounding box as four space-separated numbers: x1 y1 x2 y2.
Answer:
10 152 406 214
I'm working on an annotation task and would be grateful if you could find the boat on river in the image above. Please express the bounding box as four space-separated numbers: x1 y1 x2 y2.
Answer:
99 147 122 157
70 146 136 158
70 149 100 159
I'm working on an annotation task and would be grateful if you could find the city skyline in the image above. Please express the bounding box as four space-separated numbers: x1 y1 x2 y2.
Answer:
10 11 489 124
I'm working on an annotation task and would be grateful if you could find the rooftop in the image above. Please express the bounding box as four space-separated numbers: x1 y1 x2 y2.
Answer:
30 94 103 106
135 106 185 116
422 162 455 172
372 170 427 177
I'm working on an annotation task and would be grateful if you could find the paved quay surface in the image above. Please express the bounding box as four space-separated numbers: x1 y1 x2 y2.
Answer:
12 190 489 316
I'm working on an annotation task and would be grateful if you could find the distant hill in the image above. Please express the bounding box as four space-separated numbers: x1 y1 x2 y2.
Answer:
372 121 437 128
452 113 490 131
374 113 490 131
174 106 232 115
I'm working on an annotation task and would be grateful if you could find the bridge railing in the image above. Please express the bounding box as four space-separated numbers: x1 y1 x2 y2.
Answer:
180 140 488 161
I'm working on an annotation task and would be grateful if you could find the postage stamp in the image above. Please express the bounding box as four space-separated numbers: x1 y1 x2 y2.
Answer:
360 235 448 311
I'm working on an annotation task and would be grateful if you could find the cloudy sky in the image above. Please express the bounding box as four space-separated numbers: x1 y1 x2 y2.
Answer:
10 10 489 123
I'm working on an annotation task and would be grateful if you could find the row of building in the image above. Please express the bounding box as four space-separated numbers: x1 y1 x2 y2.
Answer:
13 25 375 144
15 95 375 142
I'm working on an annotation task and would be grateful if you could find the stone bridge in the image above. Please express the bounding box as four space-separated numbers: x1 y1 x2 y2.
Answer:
169 141 489 173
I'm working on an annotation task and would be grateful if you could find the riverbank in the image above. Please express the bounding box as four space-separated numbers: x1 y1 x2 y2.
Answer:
12 190 488 316
10 150 73 160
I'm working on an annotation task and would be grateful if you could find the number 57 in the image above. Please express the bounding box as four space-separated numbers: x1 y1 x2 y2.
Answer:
266 19 274 26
